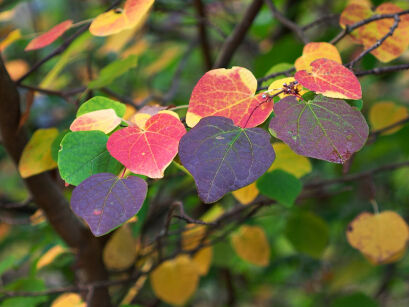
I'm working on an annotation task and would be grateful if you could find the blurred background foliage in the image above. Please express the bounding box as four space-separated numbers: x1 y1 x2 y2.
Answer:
1 0 409 306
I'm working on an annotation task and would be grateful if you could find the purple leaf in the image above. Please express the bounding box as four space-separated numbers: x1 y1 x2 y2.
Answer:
179 116 275 203
71 173 147 236
269 95 369 164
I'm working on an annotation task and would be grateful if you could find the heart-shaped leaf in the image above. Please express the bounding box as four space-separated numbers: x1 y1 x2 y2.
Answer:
107 113 186 178
294 42 341 71
295 58 361 100
179 116 275 203
186 67 274 128
269 95 368 164
71 173 147 236
25 20 73 51
58 131 123 186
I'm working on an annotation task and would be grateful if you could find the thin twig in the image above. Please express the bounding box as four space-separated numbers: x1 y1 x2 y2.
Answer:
354 63 409 76
194 0 212 70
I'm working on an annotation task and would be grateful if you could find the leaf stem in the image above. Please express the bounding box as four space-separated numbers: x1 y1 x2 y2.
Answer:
370 199 380 214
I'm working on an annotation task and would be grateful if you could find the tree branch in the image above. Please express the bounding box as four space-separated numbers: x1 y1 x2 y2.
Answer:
194 0 212 70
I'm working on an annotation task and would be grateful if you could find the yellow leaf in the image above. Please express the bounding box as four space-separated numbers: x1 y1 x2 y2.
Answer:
269 143 312 178
0 9 15 22
5 59 29 81
295 42 342 71
122 38 149 58
18 128 58 178
143 46 181 76
231 225 270 267
123 104 137 120
51 293 85 307
37 245 68 269
103 225 137 270
121 259 152 305
369 101 408 135
346 211 409 264
267 77 306 98
0 29 21 52
191 246 212 276
232 182 259 205
150 255 199 305
201 204 224 222
70 109 121 134
100 27 137 54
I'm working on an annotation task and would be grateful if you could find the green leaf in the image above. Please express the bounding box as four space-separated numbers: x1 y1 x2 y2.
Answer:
88 55 138 89
77 96 126 117
2 278 47 307
0 255 16 276
331 292 379 307
285 210 329 258
257 170 302 207
262 62 294 87
58 131 123 186
346 99 364 111
51 130 69 162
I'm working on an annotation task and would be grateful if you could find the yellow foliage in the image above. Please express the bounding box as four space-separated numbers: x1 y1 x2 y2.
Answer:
369 101 408 135
5 59 29 81
347 211 409 264
51 293 85 307
231 225 270 267
232 182 259 205
37 245 68 269
103 225 137 270
150 255 199 305
269 143 312 177
267 77 306 98
0 29 21 51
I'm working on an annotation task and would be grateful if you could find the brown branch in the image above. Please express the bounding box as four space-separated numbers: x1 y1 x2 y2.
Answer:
354 63 409 76
213 0 264 68
347 15 400 68
264 0 309 44
301 14 339 31
194 0 212 70
0 57 111 307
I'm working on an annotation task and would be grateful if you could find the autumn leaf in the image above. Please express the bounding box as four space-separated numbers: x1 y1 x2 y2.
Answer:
77 96 126 117
232 182 259 205
36 245 68 269
150 255 200 306
89 0 155 37
182 225 212 276
340 2 409 62
294 42 342 71
295 58 361 100
18 128 58 178
51 293 85 307
5 59 29 81
267 77 306 98
369 101 408 135
231 225 270 266
0 29 21 52
186 67 274 128
269 95 368 163
179 116 275 203
107 112 186 178
71 173 147 236
25 20 73 51
70 109 122 134
103 225 137 270
347 211 409 264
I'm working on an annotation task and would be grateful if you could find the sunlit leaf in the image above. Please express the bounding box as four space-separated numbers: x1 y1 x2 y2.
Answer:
18 128 58 178
36 245 68 269
150 255 199 306
107 112 186 178
179 116 275 203
295 58 361 100
267 77 306 98
269 95 368 164
347 211 409 264
186 67 274 128
70 109 121 134
5 59 28 81
231 225 270 266
295 42 342 71
51 293 85 307
25 20 73 51
269 143 312 177
58 131 122 186
71 173 147 236
103 225 136 270
0 29 21 52
369 101 408 135
232 182 259 205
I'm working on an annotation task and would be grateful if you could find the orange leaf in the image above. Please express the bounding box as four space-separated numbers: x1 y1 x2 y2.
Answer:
340 2 409 62
90 0 154 37
295 42 342 71
25 20 73 51
294 58 361 100
70 109 122 134
5 59 29 81
186 66 273 128
347 211 409 264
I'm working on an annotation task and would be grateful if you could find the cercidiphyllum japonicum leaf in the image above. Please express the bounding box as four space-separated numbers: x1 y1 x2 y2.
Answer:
294 42 342 71
70 109 122 134
295 58 362 100
107 112 186 178
369 101 409 135
186 66 274 128
18 128 59 178
89 0 155 37
77 96 126 117
25 20 73 51
269 95 369 164
346 211 409 264
58 131 123 186
71 173 147 236
340 1 409 63
178 116 275 203
267 77 306 99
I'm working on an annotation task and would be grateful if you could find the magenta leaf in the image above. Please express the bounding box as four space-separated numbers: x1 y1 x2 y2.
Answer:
179 116 275 203
269 95 369 164
71 173 147 236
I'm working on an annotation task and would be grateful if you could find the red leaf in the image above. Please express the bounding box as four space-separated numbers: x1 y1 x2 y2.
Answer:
107 113 186 178
25 20 73 51
294 59 361 100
